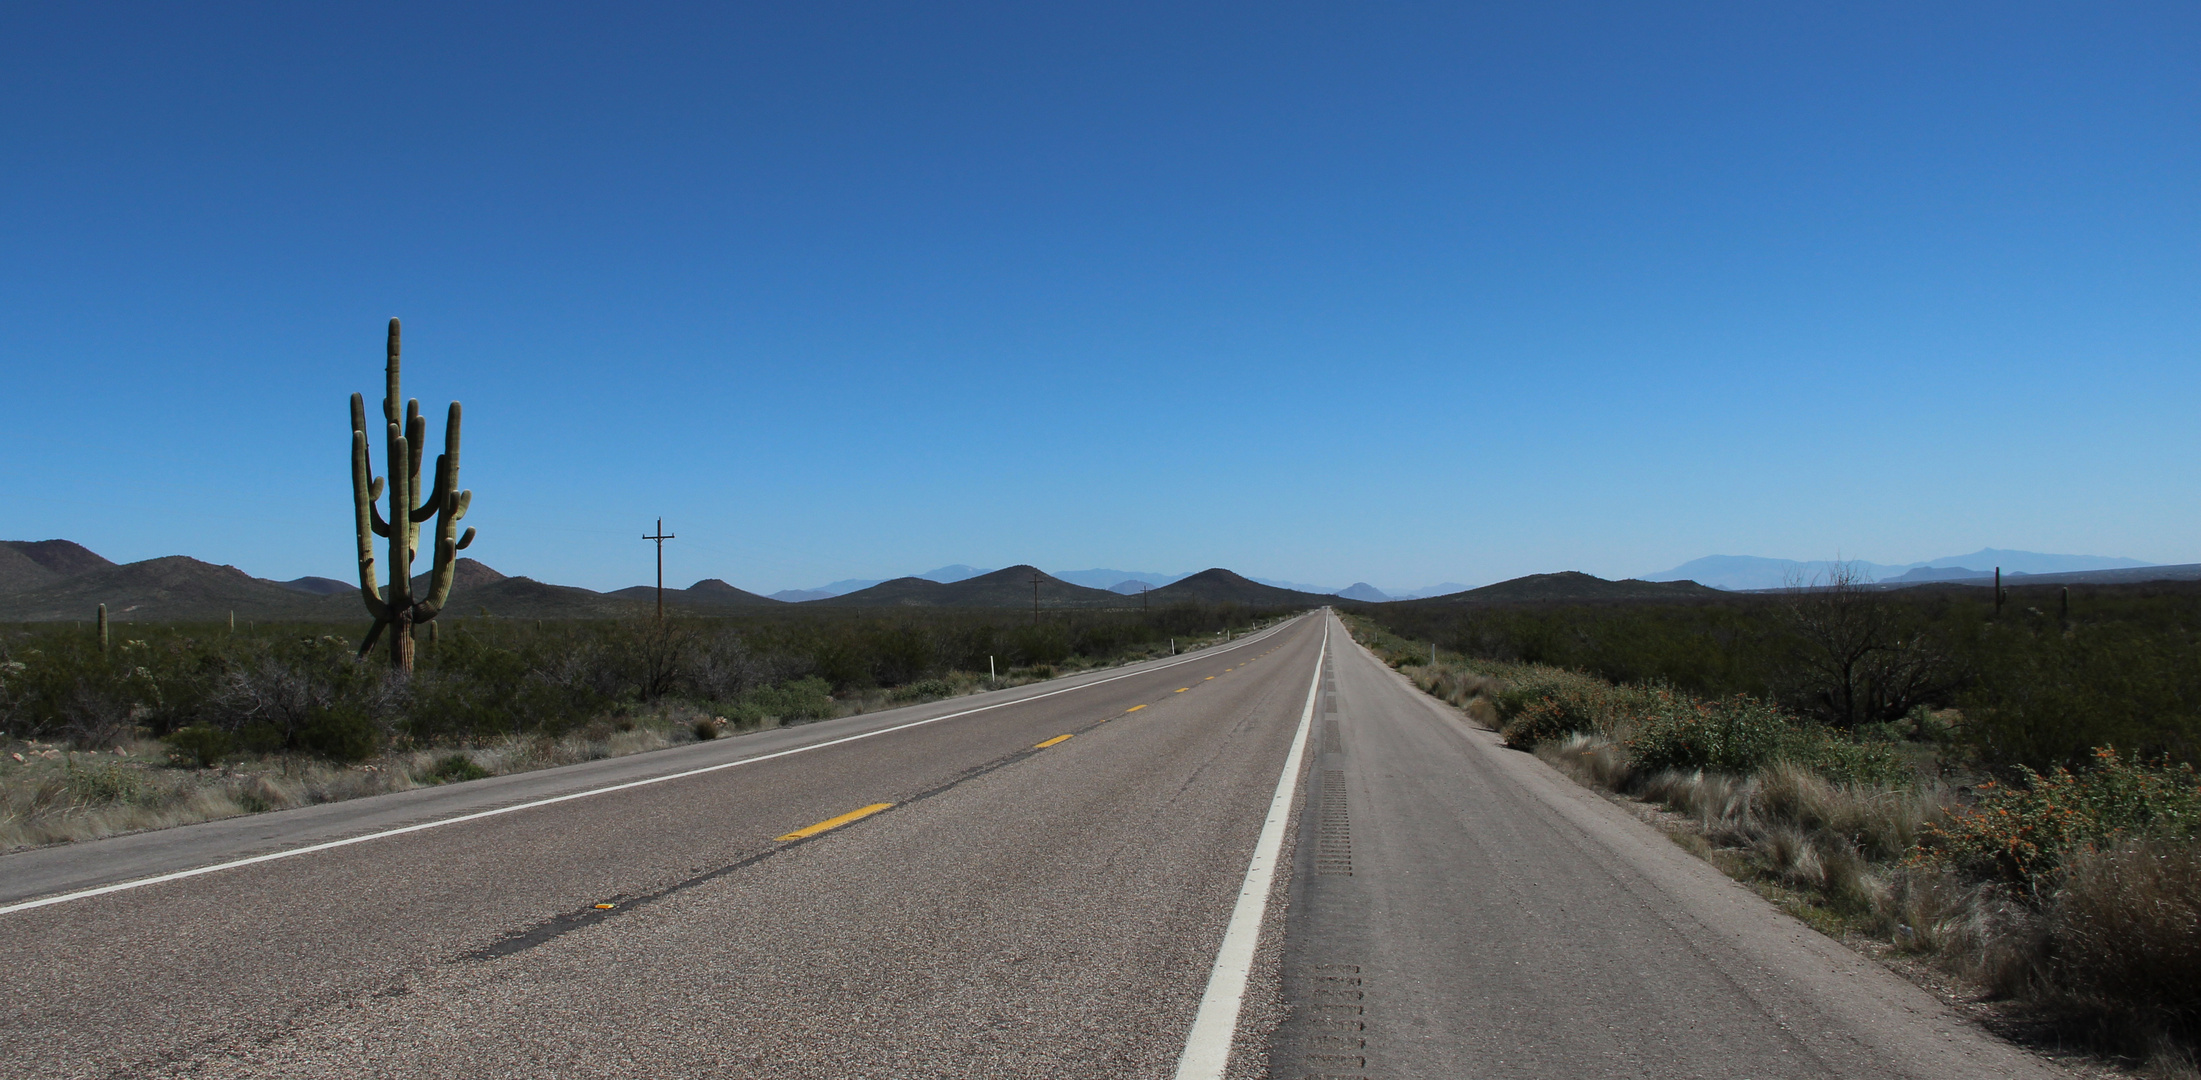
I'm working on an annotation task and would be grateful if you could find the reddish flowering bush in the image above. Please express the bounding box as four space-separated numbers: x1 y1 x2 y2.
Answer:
1923 746 2201 887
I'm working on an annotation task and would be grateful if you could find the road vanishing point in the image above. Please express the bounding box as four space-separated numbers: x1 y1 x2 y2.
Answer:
2 612 2059 1079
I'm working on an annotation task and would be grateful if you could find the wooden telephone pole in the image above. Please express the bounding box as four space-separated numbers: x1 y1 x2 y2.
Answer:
1030 571 1042 626
644 518 676 620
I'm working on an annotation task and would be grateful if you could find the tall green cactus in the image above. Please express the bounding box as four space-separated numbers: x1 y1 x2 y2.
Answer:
350 318 475 672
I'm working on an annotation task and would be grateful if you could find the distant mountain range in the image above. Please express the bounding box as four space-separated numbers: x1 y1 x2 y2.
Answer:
766 565 1464 602
1642 550 2159 592
0 542 1340 622
31 536 2177 624
0 540 780 623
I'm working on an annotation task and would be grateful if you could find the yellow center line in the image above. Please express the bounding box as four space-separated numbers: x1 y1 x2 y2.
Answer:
1205 676 1215 680
1126 704 1147 712
1034 733 1074 749
1175 688 1189 693
776 802 894 842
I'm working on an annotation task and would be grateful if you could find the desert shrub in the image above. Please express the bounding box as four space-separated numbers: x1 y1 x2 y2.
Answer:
892 678 956 702
66 763 145 805
424 753 490 783
728 677 834 726
1925 746 2201 887
1488 668 1640 749
1627 692 1792 775
691 718 720 741
164 725 233 768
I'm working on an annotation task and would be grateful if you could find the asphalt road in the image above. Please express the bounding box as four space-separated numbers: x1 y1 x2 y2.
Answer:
1267 613 2061 1080
1 611 2061 1078
2 617 1317 1079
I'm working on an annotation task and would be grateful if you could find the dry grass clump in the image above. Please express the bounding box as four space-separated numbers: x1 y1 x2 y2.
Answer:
0 708 717 853
2051 839 2201 1027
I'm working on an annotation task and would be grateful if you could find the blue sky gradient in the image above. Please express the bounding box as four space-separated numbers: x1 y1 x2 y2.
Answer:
4 3 2196 592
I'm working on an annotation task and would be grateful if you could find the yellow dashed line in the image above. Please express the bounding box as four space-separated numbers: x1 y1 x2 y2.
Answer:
776 803 894 841
1126 705 1147 712
1035 734 1074 749
1175 688 1189 693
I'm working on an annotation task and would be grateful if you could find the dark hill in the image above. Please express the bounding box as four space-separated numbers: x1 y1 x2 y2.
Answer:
314 560 640 621
816 565 1125 608
1414 571 1723 605
2 540 115 577
280 576 355 596
1146 569 1330 607
0 546 63 595
0 556 321 622
406 557 508 596
609 577 782 611
424 576 644 620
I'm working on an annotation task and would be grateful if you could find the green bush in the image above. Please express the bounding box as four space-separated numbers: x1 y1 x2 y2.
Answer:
67 763 145 805
425 753 490 783
164 725 233 769
692 718 720 741
297 704 382 762
729 677 835 726
1627 692 1793 775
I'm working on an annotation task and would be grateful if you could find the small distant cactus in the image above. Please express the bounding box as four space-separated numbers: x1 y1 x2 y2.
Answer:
350 318 475 672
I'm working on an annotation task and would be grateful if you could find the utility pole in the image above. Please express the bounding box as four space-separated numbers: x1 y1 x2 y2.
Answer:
1142 585 1149 613
644 518 677 621
1030 571 1042 626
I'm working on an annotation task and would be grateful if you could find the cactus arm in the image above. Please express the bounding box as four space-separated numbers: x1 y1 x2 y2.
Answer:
422 537 458 615
370 499 391 538
358 613 389 657
387 426 412 606
420 401 467 614
384 319 402 424
412 454 447 523
451 490 471 520
457 526 475 550
350 427 384 611
405 401 425 486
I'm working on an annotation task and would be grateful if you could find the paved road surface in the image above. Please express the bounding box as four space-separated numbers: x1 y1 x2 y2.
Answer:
1265 615 2059 1079
1 612 2056 1078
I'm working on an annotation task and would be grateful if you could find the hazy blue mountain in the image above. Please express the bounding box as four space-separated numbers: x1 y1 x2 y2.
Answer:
1052 569 1190 590
1646 550 2155 591
1928 549 2152 575
1336 582 1390 602
1890 566 1994 582
768 588 835 603
1249 576 1348 594
916 564 992 583
1382 583 1472 600
1643 556 1905 591
1107 580 1159 595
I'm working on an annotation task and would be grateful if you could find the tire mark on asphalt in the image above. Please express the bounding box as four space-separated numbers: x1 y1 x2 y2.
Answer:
459 676 1243 962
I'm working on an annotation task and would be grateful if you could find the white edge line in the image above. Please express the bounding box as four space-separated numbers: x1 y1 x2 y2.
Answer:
1173 614 1328 1080
0 615 1305 917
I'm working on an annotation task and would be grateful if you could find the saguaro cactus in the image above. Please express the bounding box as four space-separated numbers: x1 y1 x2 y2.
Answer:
350 318 475 672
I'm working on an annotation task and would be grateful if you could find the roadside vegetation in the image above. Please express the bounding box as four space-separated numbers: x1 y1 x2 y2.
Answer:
1345 581 2201 1078
0 602 1292 850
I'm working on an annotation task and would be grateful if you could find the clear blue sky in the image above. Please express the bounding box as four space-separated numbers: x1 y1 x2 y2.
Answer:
4 3 2195 593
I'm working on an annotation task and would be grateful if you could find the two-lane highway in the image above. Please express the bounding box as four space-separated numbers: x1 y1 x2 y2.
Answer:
2 616 1322 1079
3 610 2068 1079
